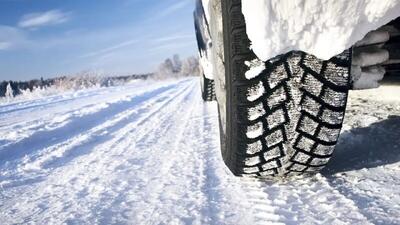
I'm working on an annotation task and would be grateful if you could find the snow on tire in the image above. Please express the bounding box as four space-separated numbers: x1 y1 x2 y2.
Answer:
201 74 216 101
220 0 351 177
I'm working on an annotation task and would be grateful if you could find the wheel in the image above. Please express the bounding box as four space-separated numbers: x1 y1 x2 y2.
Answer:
201 74 216 101
218 0 352 177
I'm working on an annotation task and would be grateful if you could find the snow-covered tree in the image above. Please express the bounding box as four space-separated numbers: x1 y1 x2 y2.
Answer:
172 54 182 73
155 55 200 79
155 58 175 79
181 56 200 77
5 82 14 99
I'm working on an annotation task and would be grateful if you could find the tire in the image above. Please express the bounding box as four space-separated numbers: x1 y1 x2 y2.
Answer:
201 74 216 101
219 0 351 177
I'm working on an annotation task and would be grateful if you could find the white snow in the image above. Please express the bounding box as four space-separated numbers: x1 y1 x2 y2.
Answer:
352 47 389 67
246 121 264 139
0 78 400 224
242 0 400 61
354 29 390 47
247 81 265 102
199 49 214 79
351 29 390 89
4 83 13 100
352 65 386 89
245 59 266 80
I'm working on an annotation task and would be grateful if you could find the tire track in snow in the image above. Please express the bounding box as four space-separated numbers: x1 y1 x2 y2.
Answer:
1 79 399 224
0 82 153 115
0 80 193 190
0 87 117 133
64 80 199 224
326 170 400 225
0 81 177 148
136 85 202 225
0 79 197 224
86 81 203 224
322 94 400 225
197 102 261 225
236 174 372 225
0 80 189 164
0 91 99 115
68 81 198 224
119 81 248 225
0 89 101 114
186 93 371 225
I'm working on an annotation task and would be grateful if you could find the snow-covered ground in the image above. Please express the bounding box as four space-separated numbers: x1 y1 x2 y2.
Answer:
0 77 399 225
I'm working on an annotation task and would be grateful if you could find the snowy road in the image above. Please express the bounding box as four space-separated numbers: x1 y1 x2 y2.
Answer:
0 78 399 225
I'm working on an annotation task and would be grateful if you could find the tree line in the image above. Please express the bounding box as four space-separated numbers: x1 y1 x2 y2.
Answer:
0 74 150 98
1 54 200 98
0 78 54 98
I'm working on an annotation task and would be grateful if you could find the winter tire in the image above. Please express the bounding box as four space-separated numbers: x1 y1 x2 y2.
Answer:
219 0 352 177
201 74 216 101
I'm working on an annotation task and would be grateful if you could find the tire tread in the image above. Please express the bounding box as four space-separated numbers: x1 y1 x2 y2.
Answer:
221 0 351 177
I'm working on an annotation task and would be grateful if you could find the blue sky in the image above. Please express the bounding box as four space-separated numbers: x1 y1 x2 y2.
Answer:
0 0 197 81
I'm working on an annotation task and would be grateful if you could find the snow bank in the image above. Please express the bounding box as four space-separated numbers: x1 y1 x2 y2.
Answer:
0 86 68 104
242 0 400 61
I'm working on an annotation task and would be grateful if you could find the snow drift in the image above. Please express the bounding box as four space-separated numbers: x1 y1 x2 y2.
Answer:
242 0 400 61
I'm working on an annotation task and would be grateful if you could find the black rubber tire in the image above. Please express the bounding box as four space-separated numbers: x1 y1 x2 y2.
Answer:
201 74 216 101
220 0 352 177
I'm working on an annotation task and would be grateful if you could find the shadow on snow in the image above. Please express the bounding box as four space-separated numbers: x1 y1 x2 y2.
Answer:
323 115 400 175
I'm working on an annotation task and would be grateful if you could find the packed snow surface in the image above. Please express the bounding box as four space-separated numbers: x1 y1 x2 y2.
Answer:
1 78 400 224
242 0 400 61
